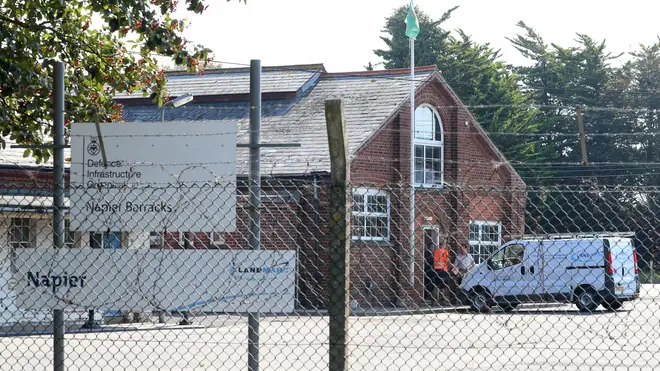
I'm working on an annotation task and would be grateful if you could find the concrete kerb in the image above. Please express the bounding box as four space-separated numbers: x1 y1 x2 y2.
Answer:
292 304 472 317
0 322 205 337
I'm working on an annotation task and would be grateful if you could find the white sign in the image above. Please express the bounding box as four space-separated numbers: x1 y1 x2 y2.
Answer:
69 121 237 232
12 249 296 313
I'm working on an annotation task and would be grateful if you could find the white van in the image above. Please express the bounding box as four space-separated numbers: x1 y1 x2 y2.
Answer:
460 234 641 312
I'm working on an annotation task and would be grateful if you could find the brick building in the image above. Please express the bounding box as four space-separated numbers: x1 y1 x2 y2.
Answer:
0 64 526 311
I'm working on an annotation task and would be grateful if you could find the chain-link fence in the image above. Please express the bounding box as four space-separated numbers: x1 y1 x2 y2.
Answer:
1 177 659 370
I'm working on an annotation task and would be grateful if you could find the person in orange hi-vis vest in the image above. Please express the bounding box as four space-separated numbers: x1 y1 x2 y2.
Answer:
433 241 453 305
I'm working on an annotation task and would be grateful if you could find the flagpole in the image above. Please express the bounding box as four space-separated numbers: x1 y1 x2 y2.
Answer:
408 34 415 287
404 0 420 291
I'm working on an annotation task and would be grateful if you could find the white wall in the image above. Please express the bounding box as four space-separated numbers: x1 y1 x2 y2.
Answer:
0 213 150 325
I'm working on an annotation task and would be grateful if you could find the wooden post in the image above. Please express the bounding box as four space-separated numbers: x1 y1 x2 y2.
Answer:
325 99 350 371
576 104 588 166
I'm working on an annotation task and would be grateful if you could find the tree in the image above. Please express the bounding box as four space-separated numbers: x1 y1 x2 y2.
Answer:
374 5 456 70
508 21 645 185
0 0 242 163
509 24 660 261
373 6 540 166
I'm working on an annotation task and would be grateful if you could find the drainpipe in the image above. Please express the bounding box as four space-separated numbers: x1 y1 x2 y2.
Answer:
313 173 321 307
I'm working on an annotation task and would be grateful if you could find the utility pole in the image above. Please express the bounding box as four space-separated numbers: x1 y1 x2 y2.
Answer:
325 99 351 371
576 105 588 166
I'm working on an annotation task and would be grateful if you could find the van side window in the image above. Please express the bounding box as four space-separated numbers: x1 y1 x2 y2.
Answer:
490 244 525 270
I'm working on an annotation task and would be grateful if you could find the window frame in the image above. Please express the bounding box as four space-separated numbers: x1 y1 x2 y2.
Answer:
469 220 502 264
178 231 194 249
351 188 391 242
149 231 164 248
413 105 444 188
209 231 227 248
489 243 524 270
65 219 80 248
90 231 128 249
9 218 34 249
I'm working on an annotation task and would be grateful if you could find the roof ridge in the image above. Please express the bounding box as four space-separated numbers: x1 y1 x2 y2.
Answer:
322 65 437 78
165 63 326 76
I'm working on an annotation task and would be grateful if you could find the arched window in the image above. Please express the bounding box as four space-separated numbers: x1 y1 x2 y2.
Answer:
414 105 444 186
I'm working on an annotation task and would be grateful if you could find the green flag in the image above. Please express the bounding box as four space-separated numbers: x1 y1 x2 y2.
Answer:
405 1 420 39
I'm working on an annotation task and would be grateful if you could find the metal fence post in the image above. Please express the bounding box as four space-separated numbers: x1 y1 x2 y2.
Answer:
53 61 65 251
325 99 351 371
247 59 262 371
53 309 65 371
53 61 67 371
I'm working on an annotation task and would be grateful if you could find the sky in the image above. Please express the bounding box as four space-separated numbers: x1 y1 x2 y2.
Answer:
176 0 660 72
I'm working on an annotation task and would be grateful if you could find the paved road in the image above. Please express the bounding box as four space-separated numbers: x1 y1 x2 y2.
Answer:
2 285 660 370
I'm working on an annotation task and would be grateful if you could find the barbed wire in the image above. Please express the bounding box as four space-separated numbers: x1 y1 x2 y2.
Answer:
6 178 660 192
8 157 660 173
62 128 660 138
116 97 660 115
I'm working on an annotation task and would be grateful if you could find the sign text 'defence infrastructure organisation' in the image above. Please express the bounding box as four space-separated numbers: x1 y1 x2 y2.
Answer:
68 121 237 232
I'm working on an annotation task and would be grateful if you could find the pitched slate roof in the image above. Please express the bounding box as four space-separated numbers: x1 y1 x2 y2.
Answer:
115 64 325 99
122 66 437 176
0 64 437 176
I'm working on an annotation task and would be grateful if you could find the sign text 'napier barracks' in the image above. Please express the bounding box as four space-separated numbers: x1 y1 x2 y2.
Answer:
68 121 237 232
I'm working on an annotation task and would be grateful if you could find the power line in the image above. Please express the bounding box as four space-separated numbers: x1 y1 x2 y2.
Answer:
120 101 660 120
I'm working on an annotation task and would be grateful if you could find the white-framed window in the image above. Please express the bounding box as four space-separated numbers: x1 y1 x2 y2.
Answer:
149 231 164 248
209 232 226 246
65 219 80 248
351 188 390 241
9 218 34 249
414 105 444 187
178 232 194 249
469 220 502 264
9 218 35 273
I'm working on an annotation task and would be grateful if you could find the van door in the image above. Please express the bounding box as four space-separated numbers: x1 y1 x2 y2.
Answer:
490 243 538 300
541 239 578 299
521 242 541 300
608 238 637 297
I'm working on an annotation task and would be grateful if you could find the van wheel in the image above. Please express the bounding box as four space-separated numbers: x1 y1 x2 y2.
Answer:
575 288 600 312
603 300 623 311
469 289 492 313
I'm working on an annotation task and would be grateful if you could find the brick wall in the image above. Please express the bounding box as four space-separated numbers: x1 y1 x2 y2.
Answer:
343 81 528 308
0 168 69 193
0 77 527 310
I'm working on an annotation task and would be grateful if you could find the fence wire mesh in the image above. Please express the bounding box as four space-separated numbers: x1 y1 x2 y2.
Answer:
0 177 658 370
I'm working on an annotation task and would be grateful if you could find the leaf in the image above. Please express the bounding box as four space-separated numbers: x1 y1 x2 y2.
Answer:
0 0 222 161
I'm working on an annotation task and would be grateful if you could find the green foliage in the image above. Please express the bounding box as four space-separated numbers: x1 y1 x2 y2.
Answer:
375 5 455 69
509 22 660 187
373 6 540 165
0 0 243 163
373 6 660 253
509 23 660 255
